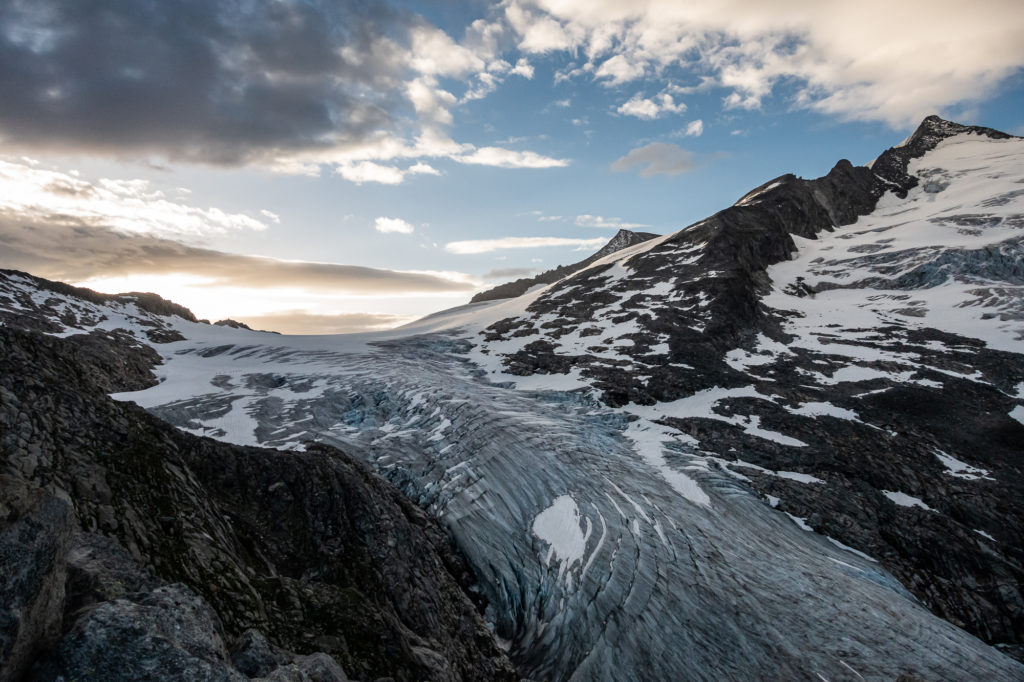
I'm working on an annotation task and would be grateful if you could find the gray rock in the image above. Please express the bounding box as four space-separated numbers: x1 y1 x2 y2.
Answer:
231 629 290 677
0 488 72 682
292 653 348 682
52 583 246 681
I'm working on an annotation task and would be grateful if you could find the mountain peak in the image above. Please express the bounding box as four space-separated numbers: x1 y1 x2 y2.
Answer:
470 228 659 303
590 228 660 261
869 115 1017 198
903 114 1016 151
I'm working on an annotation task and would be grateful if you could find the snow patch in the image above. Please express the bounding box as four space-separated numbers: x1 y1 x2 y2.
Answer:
882 491 933 511
532 495 588 583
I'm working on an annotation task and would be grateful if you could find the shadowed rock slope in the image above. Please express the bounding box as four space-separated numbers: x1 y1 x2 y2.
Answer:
0 325 517 682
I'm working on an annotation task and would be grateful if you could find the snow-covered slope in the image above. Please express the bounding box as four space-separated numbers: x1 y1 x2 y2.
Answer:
2 116 1023 680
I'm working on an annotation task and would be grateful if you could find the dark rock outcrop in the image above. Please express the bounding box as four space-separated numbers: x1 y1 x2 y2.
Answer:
0 326 517 681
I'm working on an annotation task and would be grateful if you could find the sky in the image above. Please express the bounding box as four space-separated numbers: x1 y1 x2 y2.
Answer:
1 0 1022 333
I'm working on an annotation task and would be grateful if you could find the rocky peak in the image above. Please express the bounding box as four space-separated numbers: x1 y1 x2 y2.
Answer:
470 228 659 303
871 114 1018 197
590 228 660 261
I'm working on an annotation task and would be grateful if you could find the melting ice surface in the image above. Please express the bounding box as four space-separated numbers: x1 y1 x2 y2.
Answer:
79 131 1024 680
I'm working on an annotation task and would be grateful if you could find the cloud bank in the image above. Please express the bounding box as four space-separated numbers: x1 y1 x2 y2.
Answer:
0 0 563 182
505 0 1024 126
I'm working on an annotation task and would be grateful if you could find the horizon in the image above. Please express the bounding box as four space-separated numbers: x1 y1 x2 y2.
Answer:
1 0 1022 333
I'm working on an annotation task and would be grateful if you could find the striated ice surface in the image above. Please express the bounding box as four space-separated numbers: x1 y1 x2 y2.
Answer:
100 315 1024 681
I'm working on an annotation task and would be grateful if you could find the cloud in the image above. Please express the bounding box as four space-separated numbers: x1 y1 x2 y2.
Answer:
408 25 486 77
445 236 606 254
0 1 568 181
0 158 268 239
0 0 408 163
483 267 538 280
611 143 696 177
575 214 650 229
684 119 704 137
236 310 416 335
454 147 568 168
374 217 415 234
595 54 645 84
511 58 535 79
616 92 687 120
506 0 1024 126
260 210 281 224
0 213 475 296
0 158 474 296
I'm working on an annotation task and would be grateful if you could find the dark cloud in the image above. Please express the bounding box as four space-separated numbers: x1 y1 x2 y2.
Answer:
482 267 536 280
0 0 410 163
0 214 474 294
237 310 413 334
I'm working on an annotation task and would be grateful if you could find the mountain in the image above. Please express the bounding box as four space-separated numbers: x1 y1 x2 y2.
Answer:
2 115 1023 681
470 228 659 303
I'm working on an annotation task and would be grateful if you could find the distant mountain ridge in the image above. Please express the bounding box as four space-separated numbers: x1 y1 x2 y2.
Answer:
470 228 659 303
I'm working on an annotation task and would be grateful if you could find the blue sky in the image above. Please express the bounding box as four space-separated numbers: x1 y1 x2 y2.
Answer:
1 0 1022 332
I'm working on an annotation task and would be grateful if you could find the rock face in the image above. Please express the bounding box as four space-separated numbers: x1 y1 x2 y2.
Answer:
0 326 517 681
1 115 1023 681
470 228 659 303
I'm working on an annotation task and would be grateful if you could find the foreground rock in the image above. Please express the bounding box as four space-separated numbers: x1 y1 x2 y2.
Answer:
0 326 517 681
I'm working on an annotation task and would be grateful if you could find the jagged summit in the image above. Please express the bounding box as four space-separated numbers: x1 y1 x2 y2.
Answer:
470 227 658 303
870 114 1019 196
590 228 659 260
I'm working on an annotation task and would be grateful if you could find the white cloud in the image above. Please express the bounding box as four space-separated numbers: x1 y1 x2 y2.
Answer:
408 162 441 176
684 119 704 137
511 58 535 79
259 209 281 223
445 236 606 254
0 158 268 239
455 147 569 169
334 161 406 185
506 0 1024 126
407 77 457 125
595 54 645 84
409 25 486 77
575 214 650 229
611 142 696 177
269 127 566 184
374 217 415 234
617 92 686 119
505 3 579 53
